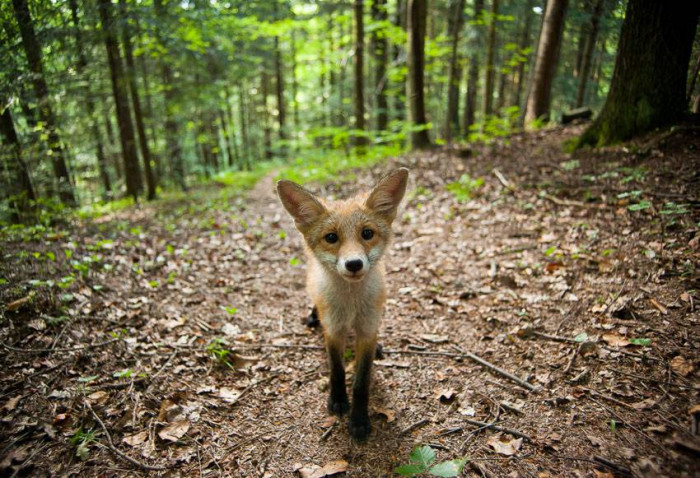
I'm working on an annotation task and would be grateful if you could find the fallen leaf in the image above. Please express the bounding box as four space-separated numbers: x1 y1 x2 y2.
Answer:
221 322 241 336
601 333 629 347
648 298 668 315
631 398 656 410
3 396 21 412
319 416 338 428
218 387 241 403
373 407 396 423
419 334 449 344
670 356 694 377
158 419 190 442
5 295 32 312
122 431 149 447
295 460 348 478
487 433 523 456
87 391 109 406
458 405 476 417
435 388 457 404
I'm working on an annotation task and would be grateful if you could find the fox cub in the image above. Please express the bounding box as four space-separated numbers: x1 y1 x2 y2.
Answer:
276 168 409 440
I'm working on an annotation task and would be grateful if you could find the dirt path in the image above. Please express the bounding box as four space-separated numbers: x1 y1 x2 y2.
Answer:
1 126 699 477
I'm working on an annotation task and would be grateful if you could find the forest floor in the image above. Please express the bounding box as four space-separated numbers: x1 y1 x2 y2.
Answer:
1 124 700 477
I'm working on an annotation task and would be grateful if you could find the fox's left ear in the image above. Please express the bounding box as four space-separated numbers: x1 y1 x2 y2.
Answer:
365 168 409 222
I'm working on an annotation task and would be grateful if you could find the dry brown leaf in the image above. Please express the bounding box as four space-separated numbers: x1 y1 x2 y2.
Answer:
631 398 656 410
5 295 32 312
689 404 700 415
295 460 348 478
218 387 241 403
373 407 396 423
3 396 21 412
670 356 694 377
122 431 149 447
158 419 190 442
487 433 523 456
419 334 449 344
87 391 109 406
601 333 629 347
648 298 668 315
319 416 338 428
435 388 457 404
592 470 614 478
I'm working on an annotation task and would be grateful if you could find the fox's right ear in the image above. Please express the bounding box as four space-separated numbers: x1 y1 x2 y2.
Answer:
276 180 326 230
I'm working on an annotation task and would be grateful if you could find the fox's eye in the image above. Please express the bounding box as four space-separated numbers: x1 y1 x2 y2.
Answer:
361 228 374 240
324 233 338 244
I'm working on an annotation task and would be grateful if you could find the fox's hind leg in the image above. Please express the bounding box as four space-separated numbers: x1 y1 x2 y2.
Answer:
349 334 377 440
324 332 349 415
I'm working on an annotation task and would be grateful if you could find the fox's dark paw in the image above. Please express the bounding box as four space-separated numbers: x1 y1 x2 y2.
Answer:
306 306 320 328
328 395 350 415
348 414 371 441
375 342 384 360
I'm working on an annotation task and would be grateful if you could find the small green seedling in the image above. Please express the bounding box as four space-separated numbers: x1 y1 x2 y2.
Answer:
395 445 467 477
70 428 96 461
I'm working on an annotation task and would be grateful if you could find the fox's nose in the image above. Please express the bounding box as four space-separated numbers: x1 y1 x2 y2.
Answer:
345 259 364 273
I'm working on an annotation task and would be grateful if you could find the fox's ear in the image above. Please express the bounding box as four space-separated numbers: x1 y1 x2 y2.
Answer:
365 168 409 221
276 180 326 230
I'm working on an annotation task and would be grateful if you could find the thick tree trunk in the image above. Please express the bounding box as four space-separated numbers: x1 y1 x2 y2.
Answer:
513 0 534 110
482 0 499 118
393 0 407 123
238 84 250 170
575 0 604 108
354 0 368 147
578 0 700 146
1 104 36 220
154 0 185 190
98 0 142 201
371 0 390 132
407 0 431 149
12 0 76 205
218 110 234 168
445 0 466 141
291 30 300 136
119 0 156 199
274 35 287 146
261 70 273 160
68 0 112 199
524 0 568 126
463 0 485 135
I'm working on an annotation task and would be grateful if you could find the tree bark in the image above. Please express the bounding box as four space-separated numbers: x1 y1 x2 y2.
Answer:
154 0 186 190
68 0 112 199
578 0 700 146
445 0 466 141
482 0 499 118
371 0 390 132
274 35 287 146
463 0 485 135
261 69 273 160
393 0 407 123
354 0 368 147
12 0 76 205
574 0 604 108
513 0 534 110
1 103 36 220
238 83 250 170
119 0 157 199
407 0 431 149
524 0 568 126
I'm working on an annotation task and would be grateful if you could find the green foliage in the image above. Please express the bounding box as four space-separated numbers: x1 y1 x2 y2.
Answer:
205 338 234 369
446 175 484 203
395 445 467 477
70 428 96 461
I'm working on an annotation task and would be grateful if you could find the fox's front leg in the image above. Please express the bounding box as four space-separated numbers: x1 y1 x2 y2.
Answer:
349 334 377 440
325 333 350 415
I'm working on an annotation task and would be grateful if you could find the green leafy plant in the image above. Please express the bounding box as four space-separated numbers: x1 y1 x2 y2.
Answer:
206 338 234 369
70 428 96 461
446 174 484 203
395 445 467 477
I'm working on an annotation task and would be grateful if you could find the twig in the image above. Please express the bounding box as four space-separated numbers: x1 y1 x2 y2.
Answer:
593 455 632 476
563 343 581 374
492 169 517 192
86 402 169 471
400 418 429 435
540 193 587 207
226 374 278 406
1 338 121 353
452 345 539 393
587 396 664 451
95 350 178 391
462 418 533 442
319 423 336 442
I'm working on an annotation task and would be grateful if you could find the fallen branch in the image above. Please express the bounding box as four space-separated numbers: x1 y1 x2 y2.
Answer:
400 418 429 435
540 193 587 208
462 418 533 442
1 338 121 354
452 346 540 393
492 169 517 192
86 402 169 471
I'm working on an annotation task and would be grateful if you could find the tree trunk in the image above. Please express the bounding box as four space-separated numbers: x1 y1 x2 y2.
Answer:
513 0 534 110
354 0 368 147
1 103 36 220
291 30 300 137
482 0 499 118
574 0 604 108
524 0 568 126
445 0 466 141
371 0 390 132
12 0 76 205
393 0 407 123
119 0 157 199
154 0 186 190
238 83 250 170
578 0 699 146
68 0 112 199
407 0 431 149
98 0 142 201
261 70 273 160
274 35 287 147
218 110 234 168
463 0 485 135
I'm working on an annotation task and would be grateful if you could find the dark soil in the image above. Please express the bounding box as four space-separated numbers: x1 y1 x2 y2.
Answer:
1 124 699 477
